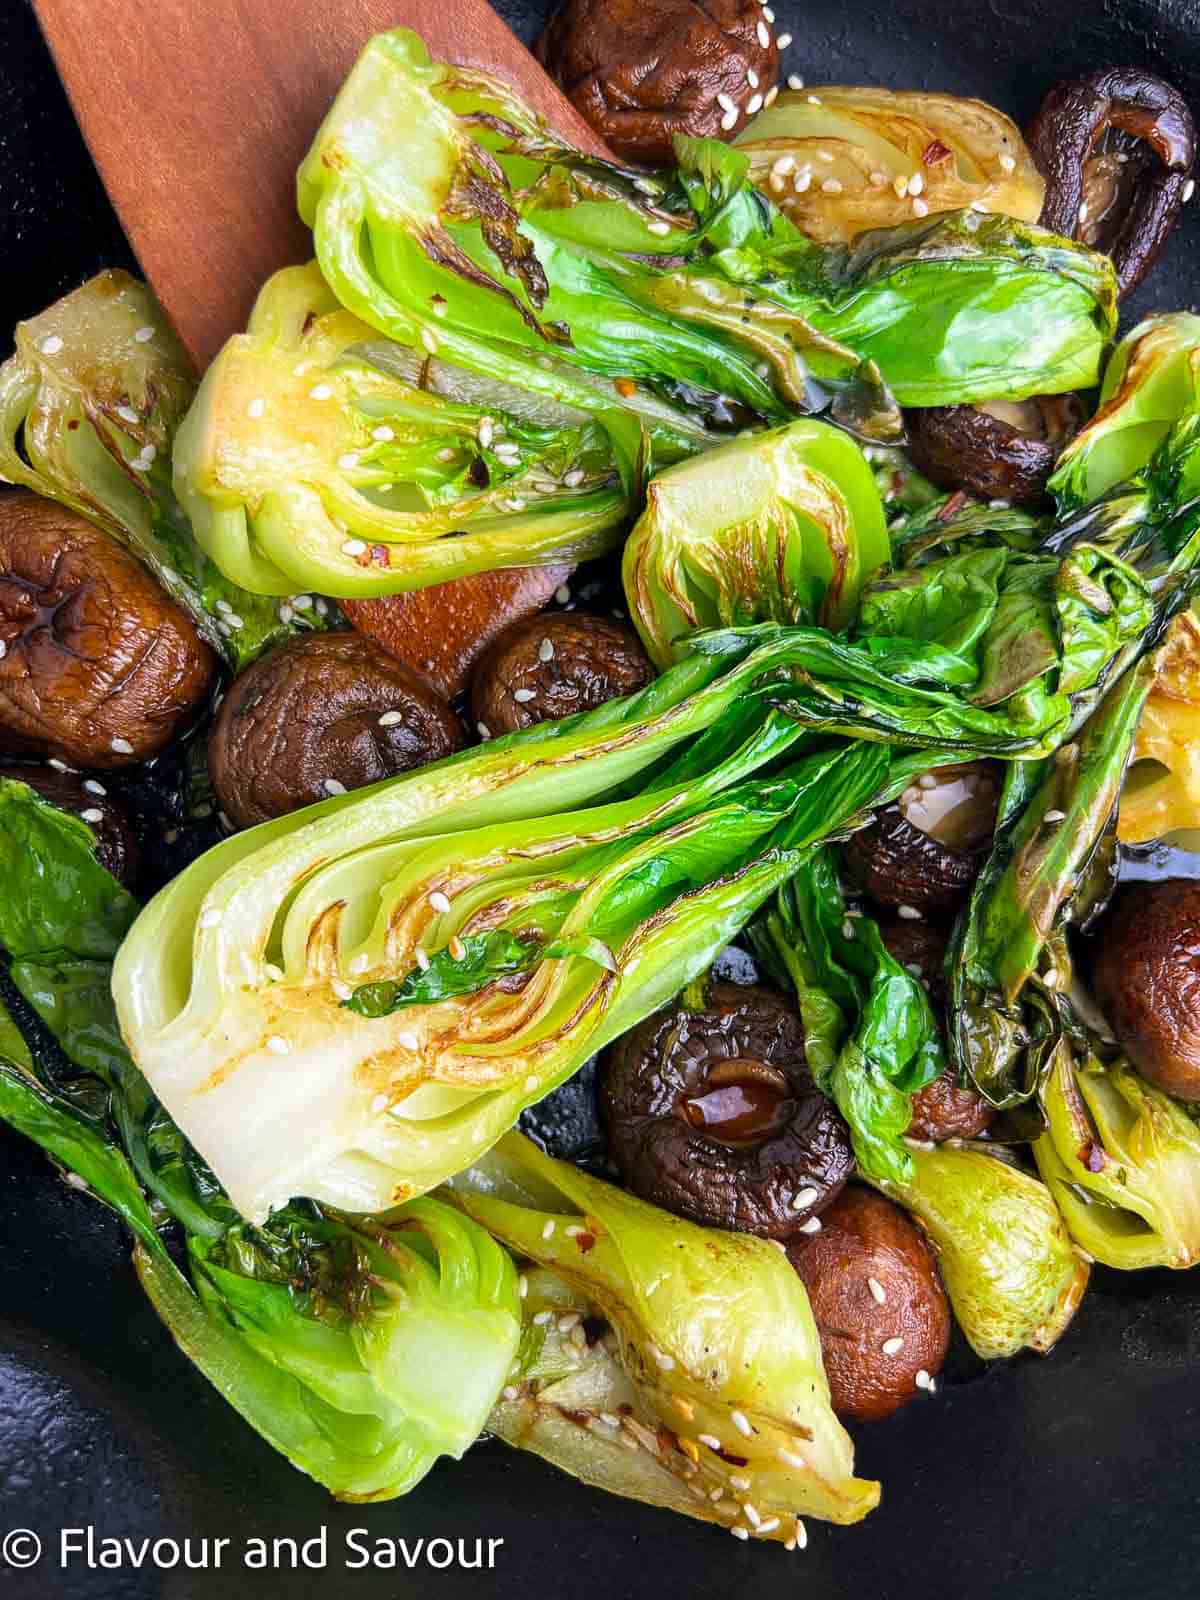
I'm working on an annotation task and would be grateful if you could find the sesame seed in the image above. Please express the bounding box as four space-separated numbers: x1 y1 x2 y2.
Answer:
309 383 333 400
647 220 671 237
897 904 922 921
1045 809 1066 823
555 584 572 604
558 1312 581 1333
798 1215 822 1234
720 107 739 132
999 153 1016 172
278 603 295 624
776 30 792 46
913 197 929 217
1185 178 1196 202
421 328 438 354
79 807 104 824
378 710 404 727
1043 967 1059 990
655 1348 675 1371
868 1276 887 1305
795 1520 808 1549
542 1219 556 1240
532 1310 553 1325
778 1447 806 1468
869 170 888 186
893 174 910 198
477 722 492 740
562 468 585 487
40 334 65 355
599 1412 622 1428
1078 201 1089 223
371 1092 389 1113
538 637 555 662
791 1186 819 1210
746 68 759 88
518 1275 528 1298
820 176 843 194
794 170 812 192
788 74 804 90
341 538 367 556
477 417 495 447
731 1410 753 1437
758 1517 781 1535
989 497 1011 509
909 172 925 196
332 978 352 1000
83 778 107 797
246 397 266 419
397 1031 419 1051
431 298 448 317
337 452 360 470
513 687 536 703
756 19 770 46
743 1502 762 1528
771 154 796 177
429 890 452 913
266 1036 290 1055
197 906 223 930
502 1385 519 1401
881 1335 904 1356
372 424 395 441
709 1487 724 1502
970 199 989 213
350 953 370 975
323 777 347 796
717 92 736 114
414 945 431 971
133 326 155 343
915 1369 932 1390
698 1433 722 1450
730 1527 750 1542
842 918 856 941
448 935 467 961
762 4 774 17
807 93 822 105
747 93 764 115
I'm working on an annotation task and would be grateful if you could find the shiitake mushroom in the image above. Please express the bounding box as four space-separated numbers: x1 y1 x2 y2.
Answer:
0 763 138 886
786 1186 950 1421
1092 879 1200 1102
536 0 779 166
0 492 214 769
844 761 1001 918
600 982 854 1240
209 631 465 829
470 611 653 738
1026 67 1197 299
904 394 1085 507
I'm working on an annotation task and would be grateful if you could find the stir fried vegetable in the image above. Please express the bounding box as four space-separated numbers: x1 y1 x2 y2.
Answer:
736 87 1044 244
622 419 889 667
0 272 335 667
1118 613 1200 843
450 1133 879 1534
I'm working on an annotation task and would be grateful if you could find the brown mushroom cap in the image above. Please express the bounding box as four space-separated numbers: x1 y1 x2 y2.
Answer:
536 0 779 166
787 1186 950 1421
209 632 465 829
0 763 138 886
1092 880 1200 1101
0 493 214 769
601 982 855 1239
470 611 653 737
905 395 1085 507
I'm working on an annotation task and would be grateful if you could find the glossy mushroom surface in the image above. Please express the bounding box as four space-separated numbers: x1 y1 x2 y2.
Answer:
1092 879 1200 1101
787 1186 950 1421
601 982 855 1239
0 493 214 769
209 632 465 829
536 0 779 165
470 611 653 737
1026 67 1196 298
905 394 1085 506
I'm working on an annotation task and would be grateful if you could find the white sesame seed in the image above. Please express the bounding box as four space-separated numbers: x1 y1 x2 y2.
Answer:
868 1276 887 1305
908 172 925 197
893 174 910 198
81 779 106 797
970 199 989 213
731 1410 753 1437
350 953 369 975
431 298 448 317
555 584 572 604
647 220 671 237
795 1520 808 1549
40 334 64 355
778 1447 806 1468
791 1186 819 1210
266 1036 290 1055
246 397 267 420
771 155 796 177
717 92 736 114
79 807 104 824
731 1526 750 1541
1078 201 1089 223
562 468 586 487
989 497 1011 509
341 538 367 556
655 1348 675 1370
788 74 804 90
776 31 792 47
999 153 1016 173
746 68 759 88
372 424 395 442
747 93 764 115
502 1385 519 1401
793 170 812 192
524 1074 539 1092
538 637 555 662
913 197 929 217
421 328 439 354
869 170 888 187
698 1434 722 1451
332 978 352 1000
414 945 431 972
1185 178 1196 203
323 777 347 796
758 1517 781 1536
881 1335 904 1356
897 904 922 921
915 1369 932 1390
518 1275 528 1299
133 325 155 343
378 710 404 727
370 1092 389 1113
743 1502 762 1528
337 452 360 470
762 3 775 16
1044 809 1066 823
756 18 770 46
309 383 333 400
721 107 739 132
798 1215 822 1234
477 417 495 447
532 1310 553 1326
513 687 536 703
1043 967 1059 990
477 722 492 740
398 1031 419 1051
542 1219 556 1240
448 935 467 961
426 891 452 915
807 94 822 105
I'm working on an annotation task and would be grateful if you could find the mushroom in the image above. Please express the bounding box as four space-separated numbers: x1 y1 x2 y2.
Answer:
844 761 1002 918
0 764 138 886
535 0 780 166
600 982 855 1240
470 611 654 738
1092 879 1200 1102
208 632 465 829
786 1185 951 1421
0 492 214 769
904 393 1086 506
1026 67 1197 299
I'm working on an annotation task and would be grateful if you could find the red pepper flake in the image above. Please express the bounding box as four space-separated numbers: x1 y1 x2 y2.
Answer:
938 490 968 522
922 139 952 166
1080 1141 1107 1173
575 1230 596 1254
714 1447 749 1467
615 378 637 398
370 543 390 568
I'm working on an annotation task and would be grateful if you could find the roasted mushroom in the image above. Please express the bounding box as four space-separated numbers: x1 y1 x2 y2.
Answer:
535 0 780 166
1092 879 1200 1102
209 632 465 830
0 493 214 769
0 763 138 886
844 761 1002 918
601 982 855 1239
787 1186 951 1421
471 611 654 737
905 394 1086 506
1026 68 1197 299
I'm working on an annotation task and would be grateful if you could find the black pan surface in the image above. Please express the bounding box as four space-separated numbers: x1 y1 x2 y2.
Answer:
3 1 1200 1596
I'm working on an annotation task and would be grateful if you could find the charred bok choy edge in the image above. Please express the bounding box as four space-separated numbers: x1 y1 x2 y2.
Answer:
622 418 890 669
448 1132 879 1535
0 776 523 1501
0 272 336 668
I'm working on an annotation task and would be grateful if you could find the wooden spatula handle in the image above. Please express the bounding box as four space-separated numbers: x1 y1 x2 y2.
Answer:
32 0 606 370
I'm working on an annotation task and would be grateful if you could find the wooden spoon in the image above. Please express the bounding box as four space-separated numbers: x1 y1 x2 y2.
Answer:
30 0 613 690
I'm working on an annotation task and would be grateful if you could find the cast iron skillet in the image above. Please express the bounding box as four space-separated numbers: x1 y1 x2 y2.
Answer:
4 2 1200 1597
